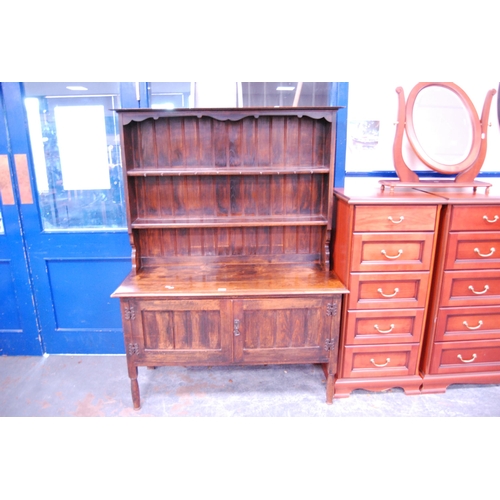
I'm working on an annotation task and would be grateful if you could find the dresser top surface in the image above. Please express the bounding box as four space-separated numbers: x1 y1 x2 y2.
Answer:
112 263 348 298
333 186 444 205
335 185 500 205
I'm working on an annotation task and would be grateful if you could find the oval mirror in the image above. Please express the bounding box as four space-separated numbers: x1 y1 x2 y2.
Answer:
405 82 482 175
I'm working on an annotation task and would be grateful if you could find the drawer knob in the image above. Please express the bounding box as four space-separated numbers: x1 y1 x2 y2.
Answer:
381 249 403 259
377 287 399 298
468 285 489 295
483 215 499 224
388 216 404 224
457 353 477 363
463 320 483 330
474 247 496 258
370 358 391 367
374 324 395 333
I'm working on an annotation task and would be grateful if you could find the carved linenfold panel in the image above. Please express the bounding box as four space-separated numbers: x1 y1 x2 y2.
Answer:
141 309 222 350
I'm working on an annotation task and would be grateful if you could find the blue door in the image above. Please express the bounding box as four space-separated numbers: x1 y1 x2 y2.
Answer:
0 87 42 355
1 82 143 354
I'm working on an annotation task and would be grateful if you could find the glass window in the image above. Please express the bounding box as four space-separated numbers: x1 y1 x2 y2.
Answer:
149 82 191 109
148 82 333 109
23 83 126 231
0 207 4 234
242 82 331 107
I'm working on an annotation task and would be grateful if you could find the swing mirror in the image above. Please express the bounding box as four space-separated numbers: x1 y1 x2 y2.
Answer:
382 82 496 192
405 82 481 174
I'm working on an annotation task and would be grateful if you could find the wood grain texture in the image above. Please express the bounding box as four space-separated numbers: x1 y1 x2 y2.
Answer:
114 107 345 408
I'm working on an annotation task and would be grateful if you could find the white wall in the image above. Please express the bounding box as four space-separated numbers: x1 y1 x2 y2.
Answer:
345 81 500 189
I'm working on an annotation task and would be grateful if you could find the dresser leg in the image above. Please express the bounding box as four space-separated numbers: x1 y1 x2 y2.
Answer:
321 363 335 404
128 364 141 410
326 374 335 404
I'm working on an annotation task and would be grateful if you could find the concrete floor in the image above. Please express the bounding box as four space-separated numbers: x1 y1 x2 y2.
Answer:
1 354 500 416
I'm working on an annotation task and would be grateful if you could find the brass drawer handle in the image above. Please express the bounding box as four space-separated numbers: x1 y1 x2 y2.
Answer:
370 358 391 367
474 247 495 258
468 285 489 295
463 320 483 330
381 249 403 259
388 216 404 224
457 353 477 363
483 215 499 223
377 287 399 298
374 324 395 333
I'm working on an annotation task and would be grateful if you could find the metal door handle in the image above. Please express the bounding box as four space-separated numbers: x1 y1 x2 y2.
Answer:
483 215 499 223
457 353 477 363
463 320 483 330
381 249 403 259
474 247 495 258
388 216 404 224
374 324 395 333
377 287 399 298
370 358 390 367
468 285 489 295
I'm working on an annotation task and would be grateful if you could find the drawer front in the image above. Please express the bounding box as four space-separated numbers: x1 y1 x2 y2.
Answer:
445 232 500 270
435 306 500 342
450 205 500 231
430 339 500 374
351 232 434 272
440 270 500 307
348 272 430 310
354 205 437 232
342 344 420 378
344 309 425 345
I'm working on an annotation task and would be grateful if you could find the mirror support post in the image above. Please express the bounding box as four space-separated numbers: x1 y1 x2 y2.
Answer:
455 88 497 183
392 87 419 183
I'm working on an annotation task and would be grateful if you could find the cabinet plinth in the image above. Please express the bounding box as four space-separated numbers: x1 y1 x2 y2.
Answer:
112 107 347 409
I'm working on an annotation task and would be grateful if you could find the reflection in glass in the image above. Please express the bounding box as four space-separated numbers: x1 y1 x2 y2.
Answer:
0 208 4 234
412 86 473 165
23 83 126 231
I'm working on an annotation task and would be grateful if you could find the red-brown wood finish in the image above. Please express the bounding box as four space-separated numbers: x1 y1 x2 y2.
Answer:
332 187 443 398
418 188 500 393
112 108 348 409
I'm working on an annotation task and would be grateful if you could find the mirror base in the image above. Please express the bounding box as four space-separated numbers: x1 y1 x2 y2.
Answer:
379 179 492 194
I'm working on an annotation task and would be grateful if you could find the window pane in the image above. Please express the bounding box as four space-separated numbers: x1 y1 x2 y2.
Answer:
149 82 191 109
148 82 333 108
0 208 4 234
242 82 331 107
23 83 126 231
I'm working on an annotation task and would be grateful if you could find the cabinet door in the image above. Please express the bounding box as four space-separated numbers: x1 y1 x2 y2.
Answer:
233 296 339 364
127 299 232 364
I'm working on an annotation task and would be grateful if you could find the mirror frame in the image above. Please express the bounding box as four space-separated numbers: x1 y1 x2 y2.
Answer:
405 82 481 175
382 82 496 193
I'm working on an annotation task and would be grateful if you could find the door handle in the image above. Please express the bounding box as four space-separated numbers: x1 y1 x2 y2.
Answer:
233 319 241 336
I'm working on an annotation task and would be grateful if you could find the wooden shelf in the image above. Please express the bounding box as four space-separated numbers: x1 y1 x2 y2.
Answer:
131 215 328 229
127 166 330 176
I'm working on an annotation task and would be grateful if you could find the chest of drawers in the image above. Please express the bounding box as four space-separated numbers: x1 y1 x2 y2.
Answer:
332 188 442 398
420 190 500 393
